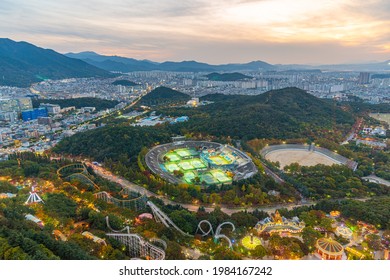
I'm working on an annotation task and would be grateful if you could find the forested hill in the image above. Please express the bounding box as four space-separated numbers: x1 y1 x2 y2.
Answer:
0 38 113 87
54 88 356 164
205 72 252 81
161 87 355 140
53 126 172 161
138 86 190 106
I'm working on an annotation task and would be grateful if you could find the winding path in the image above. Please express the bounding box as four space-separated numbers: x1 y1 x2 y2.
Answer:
86 161 315 215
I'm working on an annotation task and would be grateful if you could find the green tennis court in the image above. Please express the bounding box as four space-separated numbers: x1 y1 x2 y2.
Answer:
165 152 181 162
190 158 207 169
183 171 196 183
201 173 219 185
175 148 192 157
209 155 231 165
211 170 232 183
178 160 195 171
165 162 180 172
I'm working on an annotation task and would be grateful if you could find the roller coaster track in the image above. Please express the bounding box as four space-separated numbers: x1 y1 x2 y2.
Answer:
215 222 235 249
195 220 236 249
196 220 214 236
105 216 165 260
94 191 147 211
57 163 100 190
147 201 194 237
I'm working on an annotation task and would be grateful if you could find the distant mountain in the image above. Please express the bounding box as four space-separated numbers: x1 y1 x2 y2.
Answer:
112 79 139 86
65 52 276 72
205 72 252 81
0 39 114 87
138 86 190 106
66 52 161 72
316 61 390 72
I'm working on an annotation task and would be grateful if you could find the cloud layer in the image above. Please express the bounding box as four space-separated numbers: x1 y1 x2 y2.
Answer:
0 0 389 64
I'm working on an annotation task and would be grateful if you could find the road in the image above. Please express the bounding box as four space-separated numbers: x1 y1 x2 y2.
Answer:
87 162 315 215
342 117 363 144
262 162 285 184
362 175 390 187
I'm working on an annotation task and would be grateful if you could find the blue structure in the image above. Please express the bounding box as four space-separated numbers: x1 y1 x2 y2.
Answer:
22 108 48 121
175 116 189 122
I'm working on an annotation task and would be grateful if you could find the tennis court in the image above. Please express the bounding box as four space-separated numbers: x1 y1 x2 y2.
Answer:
175 148 192 157
178 160 195 171
190 158 207 169
164 162 180 172
201 173 219 185
183 171 196 183
165 152 181 162
211 170 232 183
209 155 231 165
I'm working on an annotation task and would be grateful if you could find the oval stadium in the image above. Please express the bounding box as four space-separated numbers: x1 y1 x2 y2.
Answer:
145 140 257 185
261 143 358 170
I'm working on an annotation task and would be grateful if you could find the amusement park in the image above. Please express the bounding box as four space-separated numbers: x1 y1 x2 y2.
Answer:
0 150 389 262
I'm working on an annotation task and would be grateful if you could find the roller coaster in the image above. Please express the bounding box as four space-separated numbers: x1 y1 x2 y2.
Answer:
105 216 165 260
57 163 99 190
94 188 148 212
147 201 194 237
196 220 236 249
57 163 235 249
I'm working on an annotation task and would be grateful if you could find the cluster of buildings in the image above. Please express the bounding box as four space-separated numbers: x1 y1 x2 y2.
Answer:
125 70 389 104
30 77 147 101
356 125 388 149
0 98 126 160
254 210 390 260
131 111 189 127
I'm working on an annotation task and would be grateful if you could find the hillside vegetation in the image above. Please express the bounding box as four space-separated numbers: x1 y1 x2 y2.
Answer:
162 87 355 140
0 38 112 87
138 86 190 106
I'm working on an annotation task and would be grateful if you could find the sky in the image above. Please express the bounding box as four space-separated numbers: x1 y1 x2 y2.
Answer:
0 0 389 64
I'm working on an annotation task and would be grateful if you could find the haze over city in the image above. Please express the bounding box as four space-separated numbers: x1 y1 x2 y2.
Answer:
0 0 389 64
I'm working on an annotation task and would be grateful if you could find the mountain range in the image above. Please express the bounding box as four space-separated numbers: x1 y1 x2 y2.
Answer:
0 38 113 87
0 38 389 88
67 51 390 73
65 51 276 72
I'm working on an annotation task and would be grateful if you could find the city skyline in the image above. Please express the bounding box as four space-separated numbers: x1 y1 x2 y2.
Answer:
0 0 389 65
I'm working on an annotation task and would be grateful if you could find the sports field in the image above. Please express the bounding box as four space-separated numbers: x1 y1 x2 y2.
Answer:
183 171 196 183
165 152 181 162
209 155 231 165
201 173 219 185
161 146 235 185
165 162 180 172
210 170 232 183
369 113 390 125
191 158 207 169
265 150 341 169
178 160 196 171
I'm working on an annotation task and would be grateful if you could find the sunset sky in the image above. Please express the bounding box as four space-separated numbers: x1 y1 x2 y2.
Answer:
0 0 389 64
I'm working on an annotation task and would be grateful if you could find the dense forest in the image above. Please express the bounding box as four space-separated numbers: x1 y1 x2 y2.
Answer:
314 198 390 230
205 72 253 81
53 125 172 162
283 164 390 199
160 87 355 140
32 97 119 111
112 80 139 86
138 86 190 106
